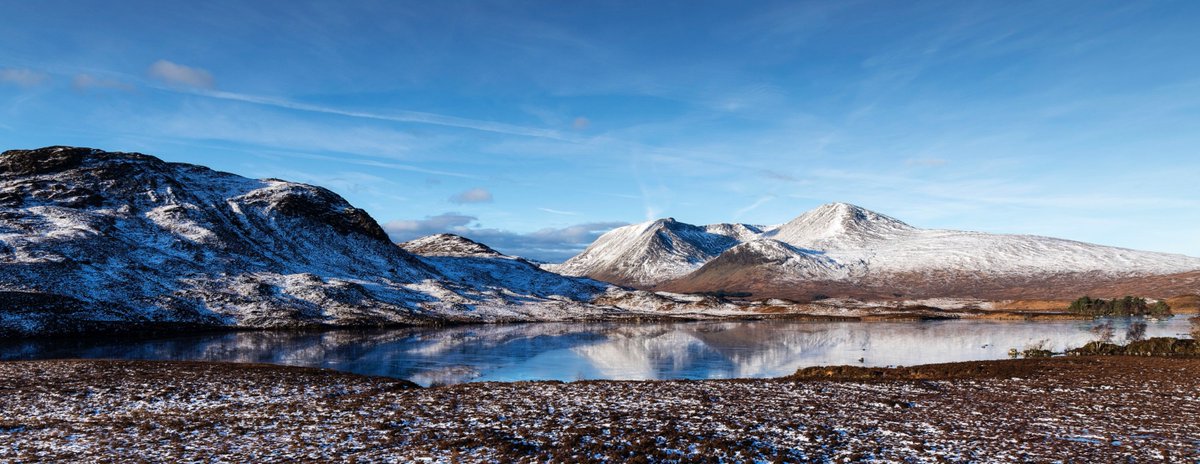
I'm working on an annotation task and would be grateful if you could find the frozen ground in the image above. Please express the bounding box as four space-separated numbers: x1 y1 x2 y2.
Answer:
1 357 1197 462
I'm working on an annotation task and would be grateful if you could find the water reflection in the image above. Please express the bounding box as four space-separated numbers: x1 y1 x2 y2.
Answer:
1 318 1190 386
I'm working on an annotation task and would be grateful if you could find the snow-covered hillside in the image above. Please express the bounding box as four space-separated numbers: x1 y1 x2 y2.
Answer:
0 147 648 336
763 203 1200 276
556 202 1200 298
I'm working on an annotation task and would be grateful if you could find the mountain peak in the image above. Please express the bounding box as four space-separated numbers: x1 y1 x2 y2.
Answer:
552 217 750 286
399 233 503 257
810 202 899 222
764 203 912 248
644 217 682 231
1 146 153 177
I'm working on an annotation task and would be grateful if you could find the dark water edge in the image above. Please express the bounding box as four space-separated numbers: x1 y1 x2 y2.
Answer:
0 311 865 340
1 317 1191 386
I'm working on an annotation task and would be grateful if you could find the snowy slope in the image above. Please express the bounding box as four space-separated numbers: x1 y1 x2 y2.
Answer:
764 202 1200 277
0 147 649 336
559 202 1200 298
691 239 860 281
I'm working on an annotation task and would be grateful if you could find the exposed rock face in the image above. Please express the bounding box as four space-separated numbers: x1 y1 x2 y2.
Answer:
557 202 1200 300
0 147 625 336
399 233 503 257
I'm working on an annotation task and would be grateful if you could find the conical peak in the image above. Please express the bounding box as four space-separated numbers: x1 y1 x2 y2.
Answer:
811 202 866 219
804 202 908 228
765 202 912 247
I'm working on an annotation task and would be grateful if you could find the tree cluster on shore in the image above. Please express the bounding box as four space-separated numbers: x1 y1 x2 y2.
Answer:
1013 315 1200 359
1069 337 1199 357
1067 296 1171 317
1067 316 1200 357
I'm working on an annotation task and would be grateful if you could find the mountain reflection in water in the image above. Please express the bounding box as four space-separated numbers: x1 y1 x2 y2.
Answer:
2 318 1190 386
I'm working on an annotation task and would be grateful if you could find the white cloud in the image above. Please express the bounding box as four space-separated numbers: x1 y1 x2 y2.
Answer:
0 68 49 87
384 213 476 237
148 60 215 89
72 73 134 92
449 187 493 204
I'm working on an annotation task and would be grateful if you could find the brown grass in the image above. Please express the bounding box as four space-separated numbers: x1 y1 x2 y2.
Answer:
1167 294 1200 314
789 356 1137 381
991 299 1071 311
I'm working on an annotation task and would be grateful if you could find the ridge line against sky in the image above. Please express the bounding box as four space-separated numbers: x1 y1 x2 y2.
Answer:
2 0 1200 261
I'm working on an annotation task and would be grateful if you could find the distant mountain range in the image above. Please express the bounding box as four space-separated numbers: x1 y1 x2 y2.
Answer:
0 147 653 336
3 146 1198 336
550 202 1200 300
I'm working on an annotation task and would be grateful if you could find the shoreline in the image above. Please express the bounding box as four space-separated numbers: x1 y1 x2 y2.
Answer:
1 357 1197 461
0 304 1104 341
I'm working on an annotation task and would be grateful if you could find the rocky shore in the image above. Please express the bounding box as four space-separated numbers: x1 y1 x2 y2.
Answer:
1 357 1197 462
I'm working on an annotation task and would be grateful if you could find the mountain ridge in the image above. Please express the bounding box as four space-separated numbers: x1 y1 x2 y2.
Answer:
555 202 1200 299
0 146 651 336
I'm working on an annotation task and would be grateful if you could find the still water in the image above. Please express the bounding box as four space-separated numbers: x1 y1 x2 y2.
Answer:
2 318 1192 386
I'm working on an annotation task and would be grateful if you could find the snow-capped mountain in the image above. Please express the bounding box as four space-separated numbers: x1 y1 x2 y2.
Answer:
765 202 913 249
556 202 1200 299
0 147 636 336
548 218 765 286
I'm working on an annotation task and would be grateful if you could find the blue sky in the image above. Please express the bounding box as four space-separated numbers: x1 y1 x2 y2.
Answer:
2 1 1199 261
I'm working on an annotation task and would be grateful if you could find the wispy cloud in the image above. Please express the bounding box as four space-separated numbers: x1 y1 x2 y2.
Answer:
281 152 478 179
734 195 775 219
111 102 485 178
449 187 493 204
148 60 215 89
185 87 578 141
538 207 580 216
905 157 948 167
761 170 802 183
72 73 134 92
0 68 50 87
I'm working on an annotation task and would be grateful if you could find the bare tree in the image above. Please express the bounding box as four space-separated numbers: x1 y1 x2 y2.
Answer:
1125 321 1147 342
1091 321 1114 343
